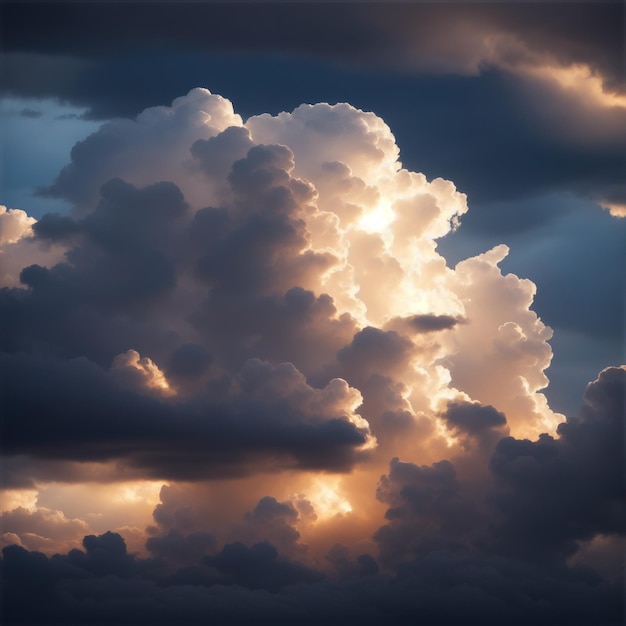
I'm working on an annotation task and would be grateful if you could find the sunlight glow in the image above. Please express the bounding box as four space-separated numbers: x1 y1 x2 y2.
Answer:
525 63 626 109
357 202 394 233
112 481 165 506
0 489 39 512
112 349 175 396
307 479 353 520
600 202 626 219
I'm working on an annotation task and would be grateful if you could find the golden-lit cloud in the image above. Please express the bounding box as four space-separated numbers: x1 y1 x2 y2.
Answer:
111 349 174 396
0 205 35 244
2 87 562 505
600 201 626 219
3 90 620 622
517 61 626 111
0 205 65 287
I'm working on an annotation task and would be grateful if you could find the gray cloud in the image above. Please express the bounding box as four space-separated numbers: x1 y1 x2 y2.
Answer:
1 79 623 626
489 366 625 561
3 4 622 99
1 352 370 481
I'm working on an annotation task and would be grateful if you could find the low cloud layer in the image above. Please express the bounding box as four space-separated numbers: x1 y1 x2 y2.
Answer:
2 366 623 624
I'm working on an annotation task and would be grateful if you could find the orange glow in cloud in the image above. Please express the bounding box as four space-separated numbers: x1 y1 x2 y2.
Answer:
523 63 626 110
0 88 570 563
600 202 626 219
111 349 174 396
306 478 353 520
1 489 39 512
1 480 167 555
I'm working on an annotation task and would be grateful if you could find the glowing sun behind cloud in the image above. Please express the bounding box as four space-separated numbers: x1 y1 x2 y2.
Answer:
306 478 353 520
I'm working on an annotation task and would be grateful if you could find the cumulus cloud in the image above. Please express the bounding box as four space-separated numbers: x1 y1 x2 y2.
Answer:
372 366 625 571
0 506 91 554
0 205 35 244
42 88 242 210
2 351 372 480
489 366 625 562
1 87 564 487
0 87 622 624
0 205 65 287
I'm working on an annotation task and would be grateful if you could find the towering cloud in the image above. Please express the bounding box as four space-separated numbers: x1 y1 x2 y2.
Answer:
1 88 622 625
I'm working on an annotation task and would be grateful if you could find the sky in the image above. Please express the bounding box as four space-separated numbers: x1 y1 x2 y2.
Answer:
0 2 624 625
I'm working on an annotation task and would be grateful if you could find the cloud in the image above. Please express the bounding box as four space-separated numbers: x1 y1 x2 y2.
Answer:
446 245 563 438
441 401 509 455
0 205 65 287
489 366 626 562
4 354 624 622
0 205 35 245
146 529 217 568
1 352 372 480
4 4 623 217
0 506 91 554
42 88 242 210
3 4 623 106
1 87 565 490
204 541 323 592
371 366 625 573
1 87 621 624
19 107 42 118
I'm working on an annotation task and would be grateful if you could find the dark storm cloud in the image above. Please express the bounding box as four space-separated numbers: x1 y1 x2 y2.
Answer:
1 179 189 364
3 361 624 626
3 3 623 209
443 401 507 435
2 138 350 371
183 142 355 377
191 144 334 296
33 178 186 304
3 3 622 96
167 343 213 380
2 530 621 625
374 457 485 568
2 115 389 484
401 313 462 334
0 351 370 481
336 327 414 384
489 366 626 562
372 366 625 572
1 38 624 622
204 541 323 592
146 529 217 567
325 543 379 579
146 495 319 589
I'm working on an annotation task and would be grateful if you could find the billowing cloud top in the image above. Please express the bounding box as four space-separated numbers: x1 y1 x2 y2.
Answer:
1 88 564 484
1 87 623 626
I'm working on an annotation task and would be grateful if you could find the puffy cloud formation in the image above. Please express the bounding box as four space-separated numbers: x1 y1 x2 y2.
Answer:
1 89 561 473
1 89 622 624
3 3 624 220
3 366 624 626
0 205 35 244
0 506 90 554
0 205 65 286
